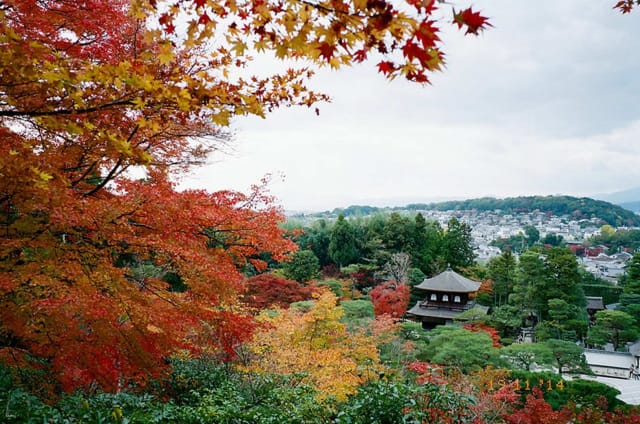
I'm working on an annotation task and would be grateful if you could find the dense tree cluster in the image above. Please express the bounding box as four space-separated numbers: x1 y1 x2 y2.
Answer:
290 213 475 279
589 228 640 253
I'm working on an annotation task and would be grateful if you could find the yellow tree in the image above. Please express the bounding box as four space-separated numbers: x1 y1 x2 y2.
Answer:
244 291 381 401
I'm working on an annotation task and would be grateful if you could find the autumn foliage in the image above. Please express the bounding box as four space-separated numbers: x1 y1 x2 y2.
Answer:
0 172 294 391
504 388 574 424
370 280 411 318
242 274 317 310
614 0 640 13
243 291 381 401
4 2 640 422
464 323 502 347
155 0 491 84
0 0 493 393
0 0 300 392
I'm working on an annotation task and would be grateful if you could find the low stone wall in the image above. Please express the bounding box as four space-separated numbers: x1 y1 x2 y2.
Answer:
590 364 631 379
585 349 634 380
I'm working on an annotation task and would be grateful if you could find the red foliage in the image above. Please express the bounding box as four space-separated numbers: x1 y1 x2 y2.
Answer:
478 278 494 295
571 397 640 424
349 268 377 290
1 176 294 392
505 388 573 424
463 323 502 347
406 361 448 385
377 61 396 76
614 0 640 13
242 274 317 310
370 281 411 318
1 0 302 394
453 7 492 35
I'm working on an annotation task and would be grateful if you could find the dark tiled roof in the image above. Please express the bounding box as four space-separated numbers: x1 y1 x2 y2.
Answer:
586 296 605 310
414 269 481 293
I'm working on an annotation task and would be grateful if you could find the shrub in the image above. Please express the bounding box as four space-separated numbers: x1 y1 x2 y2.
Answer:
318 279 344 297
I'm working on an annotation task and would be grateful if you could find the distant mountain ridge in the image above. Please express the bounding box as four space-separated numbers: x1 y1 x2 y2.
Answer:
594 186 640 205
319 195 640 227
619 201 640 213
593 186 640 213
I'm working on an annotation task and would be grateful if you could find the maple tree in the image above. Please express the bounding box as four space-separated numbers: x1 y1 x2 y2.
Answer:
504 388 574 424
241 273 317 310
0 0 491 393
0 0 300 391
370 280 411 318
242 291 381 401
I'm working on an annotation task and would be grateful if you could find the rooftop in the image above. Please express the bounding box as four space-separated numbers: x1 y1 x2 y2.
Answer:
586 296 605 311
414 268 481 293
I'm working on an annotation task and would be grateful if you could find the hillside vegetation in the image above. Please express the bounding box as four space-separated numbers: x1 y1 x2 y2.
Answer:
324 196 640 227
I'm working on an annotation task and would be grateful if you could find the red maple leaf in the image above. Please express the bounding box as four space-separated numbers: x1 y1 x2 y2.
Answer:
614 0 637 13
415 20 440 49
377 60 396 76
198 12 211 25
407 71 429 84
318 42 336 61
407 0 437 14
353 49 368 62
453 7 492 35
402 41 429 64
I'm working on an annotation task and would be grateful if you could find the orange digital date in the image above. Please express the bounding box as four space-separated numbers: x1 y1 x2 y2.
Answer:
486 378 564 392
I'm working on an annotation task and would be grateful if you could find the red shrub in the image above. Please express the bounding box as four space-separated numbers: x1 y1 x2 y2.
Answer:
464 323 502 347
370 280 410 318
242 274 317 310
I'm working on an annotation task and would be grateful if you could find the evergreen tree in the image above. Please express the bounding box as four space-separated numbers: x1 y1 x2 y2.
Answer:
295 219 332 267
442 217 475 271
544 339 590 377
514 248 587 323
621 252 640 294
544 247 587 314
283 250 320 283
587 310 638 351
487 249 517 306
382 212 414 253
511 250 545 320
410 214 443 276
524 225 540 246
407 267 426 307
619 293 640 326
329 214 359 267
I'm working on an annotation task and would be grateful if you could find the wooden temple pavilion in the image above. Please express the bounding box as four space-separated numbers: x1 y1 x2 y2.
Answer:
406 268 488 328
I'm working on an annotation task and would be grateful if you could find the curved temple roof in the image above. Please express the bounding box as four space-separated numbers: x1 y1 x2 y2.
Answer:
414 268 481 293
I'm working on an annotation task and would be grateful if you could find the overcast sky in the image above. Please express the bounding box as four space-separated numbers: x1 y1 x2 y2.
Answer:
179 1 640 211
